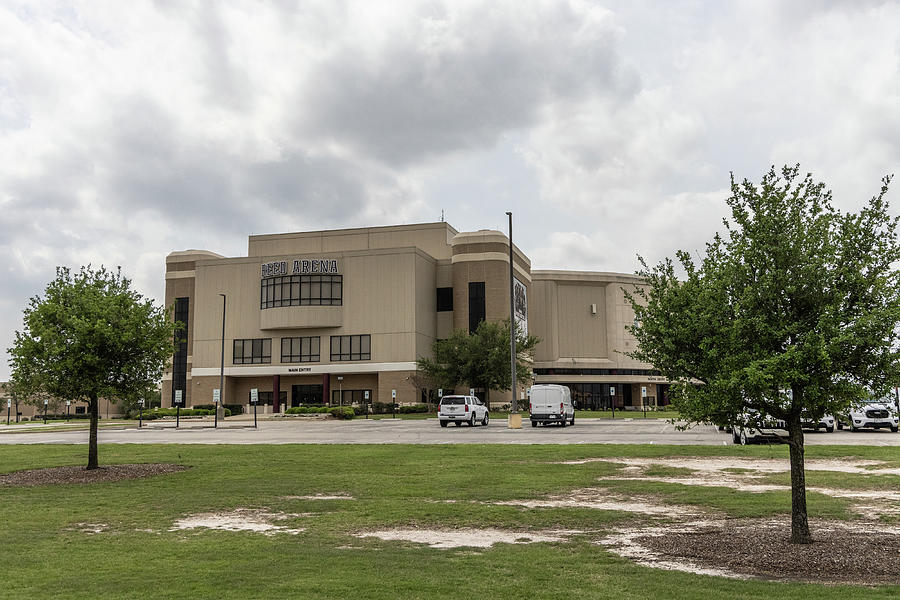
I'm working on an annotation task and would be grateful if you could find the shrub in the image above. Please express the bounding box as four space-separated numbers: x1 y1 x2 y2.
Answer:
372 402 396 414
328 406 355 420
285 406 329 415
398 404 428 414
224 404 243 415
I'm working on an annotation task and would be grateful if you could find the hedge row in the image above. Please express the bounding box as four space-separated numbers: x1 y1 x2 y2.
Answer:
284 406 355 420
123 407 231 420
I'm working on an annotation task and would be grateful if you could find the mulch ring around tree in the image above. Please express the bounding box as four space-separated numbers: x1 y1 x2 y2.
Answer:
623 518 900 585
0 463 188 486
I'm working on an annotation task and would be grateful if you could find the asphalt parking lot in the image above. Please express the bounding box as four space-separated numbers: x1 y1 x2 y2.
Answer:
2 417 900 445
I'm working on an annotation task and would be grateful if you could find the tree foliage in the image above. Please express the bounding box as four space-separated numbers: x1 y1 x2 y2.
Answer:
627 165 900 543
416 319 539 404
8 266 177 468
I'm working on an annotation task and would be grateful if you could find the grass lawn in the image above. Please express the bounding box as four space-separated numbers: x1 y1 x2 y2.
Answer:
0 443 897 599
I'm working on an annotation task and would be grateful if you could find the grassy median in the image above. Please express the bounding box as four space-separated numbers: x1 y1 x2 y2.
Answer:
0 444 897 599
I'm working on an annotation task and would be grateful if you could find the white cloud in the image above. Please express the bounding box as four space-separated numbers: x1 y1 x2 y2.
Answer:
2 0 899 378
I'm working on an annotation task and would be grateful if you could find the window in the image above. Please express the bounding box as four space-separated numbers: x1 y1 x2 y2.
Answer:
436 287 453 311
254 391 287 405
330 334 371 361
331 389 373 405
233 338 272 364
261 275 342 308
468 281 485 333
281 336 320 362
171 297 189 403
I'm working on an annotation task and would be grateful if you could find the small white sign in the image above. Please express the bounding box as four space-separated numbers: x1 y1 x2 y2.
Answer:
213 389 221 403
175 390 183 405
250 388 259 404
364 390 370 400
44 399 48 405
66 400 70 406
641 386 647 398
139 399 144 407
6 399 10 408
609 386 615 396
469 388 475 396
391 389 396 400
438 388 443 398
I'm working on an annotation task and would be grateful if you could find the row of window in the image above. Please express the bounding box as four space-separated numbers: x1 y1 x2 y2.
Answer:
261 275 342 309
233 334 371 364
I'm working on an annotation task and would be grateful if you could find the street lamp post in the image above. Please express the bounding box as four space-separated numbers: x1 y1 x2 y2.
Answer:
218 293 226 429
337 376 343 407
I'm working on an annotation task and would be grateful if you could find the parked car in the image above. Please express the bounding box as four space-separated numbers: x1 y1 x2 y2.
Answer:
801 413 835 433
528 384 575 427
839 400 899 432
438 395 489 427
732 409 786 445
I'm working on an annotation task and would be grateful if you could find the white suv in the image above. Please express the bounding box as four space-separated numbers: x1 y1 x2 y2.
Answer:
846 401 899 432
438 395 489 427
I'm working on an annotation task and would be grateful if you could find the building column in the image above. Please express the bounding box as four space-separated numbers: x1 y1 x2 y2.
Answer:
273 375 281 412
323 374 330 406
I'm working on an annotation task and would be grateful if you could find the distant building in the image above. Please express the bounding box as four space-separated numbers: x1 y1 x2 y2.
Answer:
0 382 124 421
163 222 669 412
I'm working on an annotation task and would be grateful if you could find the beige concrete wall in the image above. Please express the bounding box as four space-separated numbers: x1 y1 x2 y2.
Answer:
247 222 458 261
556 283 608 359
190 248 429 372
530 271 653 372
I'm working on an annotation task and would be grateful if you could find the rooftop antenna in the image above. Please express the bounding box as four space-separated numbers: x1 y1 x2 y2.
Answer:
440 209 444 222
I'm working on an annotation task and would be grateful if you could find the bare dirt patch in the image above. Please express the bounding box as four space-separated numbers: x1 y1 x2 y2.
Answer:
497 489 702 516
354 528 578 549
281 493 355 501
559 456 900 475
600 518 900 585
0 463 187 486
172 509 306 535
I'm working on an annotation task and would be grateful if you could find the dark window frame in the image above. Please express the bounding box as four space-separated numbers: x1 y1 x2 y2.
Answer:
436 287 453 312
233 338 272 364
281 336 321 363
261 274 343 309
330 334 371 361
468 281 485 333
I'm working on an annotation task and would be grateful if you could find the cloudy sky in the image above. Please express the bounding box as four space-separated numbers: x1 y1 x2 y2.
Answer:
2 0 899 379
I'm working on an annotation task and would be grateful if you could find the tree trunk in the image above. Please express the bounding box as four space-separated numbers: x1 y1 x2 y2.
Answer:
786 416 812 543
87 393 99 470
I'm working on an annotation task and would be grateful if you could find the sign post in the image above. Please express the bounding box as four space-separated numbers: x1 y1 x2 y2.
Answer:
609 386 615 420
174 390 183 428
43 398 48 425
138 399 144 428
6 398 10 426
641 386 647 419
392 389 397 419
213 389 221 429
364 390 370 419
66 400 70 422
250 388 259 429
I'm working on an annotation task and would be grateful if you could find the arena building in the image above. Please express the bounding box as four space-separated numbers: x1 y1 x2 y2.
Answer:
162 222 669 412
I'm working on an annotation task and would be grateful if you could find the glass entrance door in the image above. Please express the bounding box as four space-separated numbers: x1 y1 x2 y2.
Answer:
291 384 323 407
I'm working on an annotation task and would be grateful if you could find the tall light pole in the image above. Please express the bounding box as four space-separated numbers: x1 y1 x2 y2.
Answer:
337 376 343 406
507 211 520 428
218 293 226 429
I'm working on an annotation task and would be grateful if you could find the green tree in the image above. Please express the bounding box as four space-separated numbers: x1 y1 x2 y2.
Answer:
8 266 177 469
417 319 539 405
627 165 900 544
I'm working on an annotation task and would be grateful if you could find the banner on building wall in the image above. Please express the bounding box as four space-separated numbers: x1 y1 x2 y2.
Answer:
514 277 527 336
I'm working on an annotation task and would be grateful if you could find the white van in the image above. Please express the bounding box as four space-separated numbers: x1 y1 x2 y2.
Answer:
528 384 574 427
